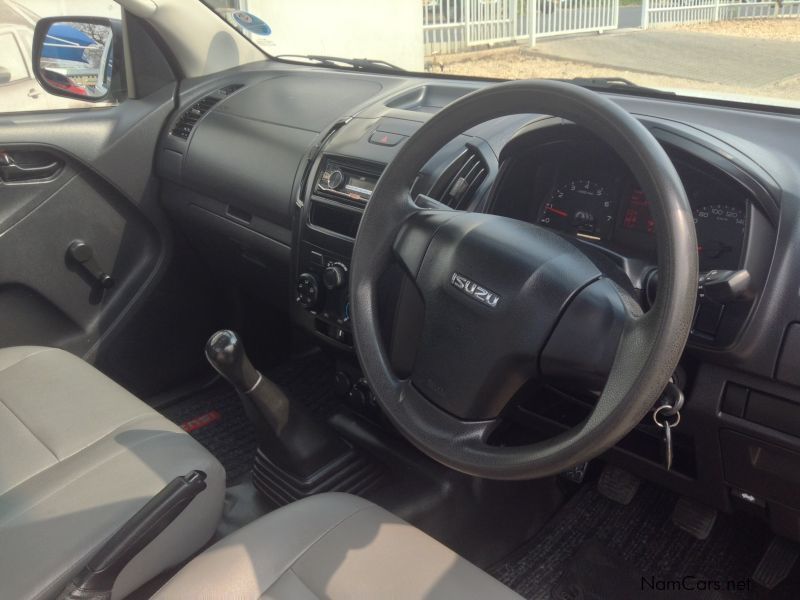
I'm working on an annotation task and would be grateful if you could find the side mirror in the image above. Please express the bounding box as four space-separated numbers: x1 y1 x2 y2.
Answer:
32 17 124 102
0 67 10 85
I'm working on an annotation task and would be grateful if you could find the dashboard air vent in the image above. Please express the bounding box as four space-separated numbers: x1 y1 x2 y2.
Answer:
432 147 488 210
170 96 219 139
170 84 244 140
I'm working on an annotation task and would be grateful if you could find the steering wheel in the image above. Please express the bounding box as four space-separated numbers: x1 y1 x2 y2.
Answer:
350 80 698 480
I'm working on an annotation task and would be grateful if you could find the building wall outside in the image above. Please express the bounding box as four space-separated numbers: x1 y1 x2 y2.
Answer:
241 0 424 71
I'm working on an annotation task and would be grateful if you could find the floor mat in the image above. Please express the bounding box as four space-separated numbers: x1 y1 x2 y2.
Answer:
161 352 337 485
491 481 794 600
162 385 257 484
264 350 337 419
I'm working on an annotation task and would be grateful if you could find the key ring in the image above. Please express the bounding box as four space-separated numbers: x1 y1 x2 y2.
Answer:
653 405 681 429
658 381 684 418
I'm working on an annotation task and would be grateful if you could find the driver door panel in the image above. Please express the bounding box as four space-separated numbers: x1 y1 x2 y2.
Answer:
0 87 175 361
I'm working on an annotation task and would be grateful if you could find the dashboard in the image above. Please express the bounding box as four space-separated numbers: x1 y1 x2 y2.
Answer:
154 69 786 359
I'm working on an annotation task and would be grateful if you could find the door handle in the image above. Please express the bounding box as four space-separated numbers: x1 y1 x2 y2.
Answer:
0 151 62 182
27 88 40 99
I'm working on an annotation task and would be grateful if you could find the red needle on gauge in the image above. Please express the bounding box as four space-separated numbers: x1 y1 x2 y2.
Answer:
546 206 568 217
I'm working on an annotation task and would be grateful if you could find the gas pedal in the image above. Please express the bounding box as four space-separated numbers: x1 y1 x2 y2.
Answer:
752 536 799 590
671 496 717 540
596 464 640 505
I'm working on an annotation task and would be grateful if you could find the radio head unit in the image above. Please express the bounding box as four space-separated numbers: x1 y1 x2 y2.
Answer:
316 159 381 204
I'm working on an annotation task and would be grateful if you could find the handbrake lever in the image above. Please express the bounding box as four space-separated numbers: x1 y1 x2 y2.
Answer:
58 471 208 600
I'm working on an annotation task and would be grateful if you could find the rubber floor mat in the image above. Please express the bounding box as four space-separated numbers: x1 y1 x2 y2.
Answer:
162 352 338 485
490 482 799 600
162 385 257 485
264 351 337 419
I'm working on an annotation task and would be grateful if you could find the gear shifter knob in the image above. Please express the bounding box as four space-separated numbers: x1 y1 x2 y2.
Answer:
204 329 348 478
205 330 261 393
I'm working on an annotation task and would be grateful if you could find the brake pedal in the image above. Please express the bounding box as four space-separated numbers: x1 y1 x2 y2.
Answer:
752 537 799 590
596 465 640 505
671 497 717 540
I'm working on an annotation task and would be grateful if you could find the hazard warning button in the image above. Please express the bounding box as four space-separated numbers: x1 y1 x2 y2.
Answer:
368 131 406 147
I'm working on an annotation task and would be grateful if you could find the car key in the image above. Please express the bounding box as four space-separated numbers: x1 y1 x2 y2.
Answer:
662 418 673 471
653 404 681 471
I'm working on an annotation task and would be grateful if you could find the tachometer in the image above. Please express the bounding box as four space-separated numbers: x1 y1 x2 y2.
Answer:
538 178 616 240
694 203 746 271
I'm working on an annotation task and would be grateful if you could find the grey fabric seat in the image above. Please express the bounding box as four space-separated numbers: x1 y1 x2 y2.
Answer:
0 346 226 600
154 492 522 599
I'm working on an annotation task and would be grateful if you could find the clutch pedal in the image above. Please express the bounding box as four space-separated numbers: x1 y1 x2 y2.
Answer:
596 464 640 505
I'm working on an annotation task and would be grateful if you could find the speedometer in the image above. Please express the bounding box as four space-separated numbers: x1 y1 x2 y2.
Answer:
537 178 616 240
694 203 746 271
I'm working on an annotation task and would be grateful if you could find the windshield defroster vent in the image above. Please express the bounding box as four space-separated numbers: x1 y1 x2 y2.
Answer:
219 84 244 96
170 84 245 140
431 146 488 210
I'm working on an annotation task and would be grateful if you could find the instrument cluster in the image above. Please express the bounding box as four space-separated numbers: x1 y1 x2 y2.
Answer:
525 153 750 272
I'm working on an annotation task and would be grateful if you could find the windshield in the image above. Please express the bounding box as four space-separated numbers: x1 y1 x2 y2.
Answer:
205 1 800 109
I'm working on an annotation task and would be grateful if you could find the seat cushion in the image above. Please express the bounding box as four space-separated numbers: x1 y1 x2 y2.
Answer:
153 492 522 599
0 347 226 600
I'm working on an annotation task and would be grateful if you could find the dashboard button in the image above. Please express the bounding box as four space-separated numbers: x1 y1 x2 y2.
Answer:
369 131 405 147
721 383 748 418
310 250 324 265
693 301 724 336
331 326 350 344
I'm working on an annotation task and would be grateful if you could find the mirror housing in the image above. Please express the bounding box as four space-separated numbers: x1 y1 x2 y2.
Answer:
32 16 124 102
0 67 10 85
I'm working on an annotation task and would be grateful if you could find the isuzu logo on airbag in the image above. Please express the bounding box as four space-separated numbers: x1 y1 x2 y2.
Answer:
450 272 500 308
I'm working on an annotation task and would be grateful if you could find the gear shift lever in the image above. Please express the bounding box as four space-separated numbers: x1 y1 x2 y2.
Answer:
205 330 347 478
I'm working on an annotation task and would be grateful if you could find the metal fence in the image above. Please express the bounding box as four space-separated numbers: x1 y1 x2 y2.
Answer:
537 0 620 38
644 0 800 27
423 0 799 55
423 0 619 55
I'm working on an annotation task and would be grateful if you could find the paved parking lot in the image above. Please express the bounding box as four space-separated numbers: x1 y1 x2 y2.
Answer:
535 29 800 88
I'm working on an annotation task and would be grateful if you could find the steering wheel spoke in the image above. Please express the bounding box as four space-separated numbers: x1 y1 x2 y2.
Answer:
392 207 457 281
540 276 643 391
396 379 504 466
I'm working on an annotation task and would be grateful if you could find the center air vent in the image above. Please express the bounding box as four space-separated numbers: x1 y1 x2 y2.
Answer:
431 146 488 210
170 84 244 140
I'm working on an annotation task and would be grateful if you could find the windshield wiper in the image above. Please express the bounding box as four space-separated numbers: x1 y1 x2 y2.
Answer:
567 77 676 96
275 54 405 73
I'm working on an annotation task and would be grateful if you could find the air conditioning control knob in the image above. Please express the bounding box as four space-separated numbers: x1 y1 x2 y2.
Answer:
296 272 321 309
323 264 347 290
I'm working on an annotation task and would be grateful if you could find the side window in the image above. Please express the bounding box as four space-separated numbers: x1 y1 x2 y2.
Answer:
0 32 30 83
0 1 121 114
